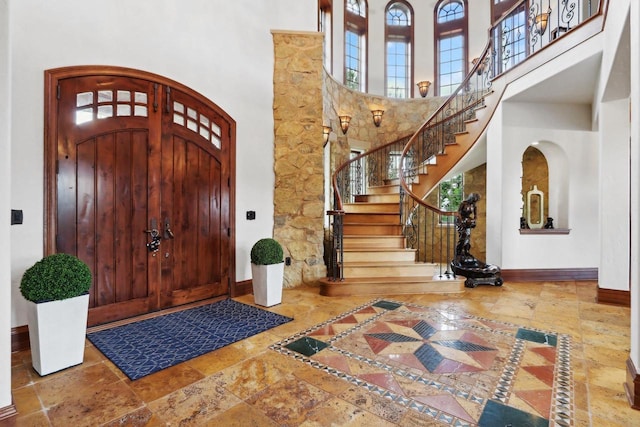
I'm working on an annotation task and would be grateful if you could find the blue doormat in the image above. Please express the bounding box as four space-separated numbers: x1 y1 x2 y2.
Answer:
87 299 292 380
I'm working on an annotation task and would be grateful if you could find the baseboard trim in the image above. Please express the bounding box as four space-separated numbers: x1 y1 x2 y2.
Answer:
0 402 17 421
598 287 631 307
501 268 598 282
625 358 640 410
231 279 252 298
11 325 29 353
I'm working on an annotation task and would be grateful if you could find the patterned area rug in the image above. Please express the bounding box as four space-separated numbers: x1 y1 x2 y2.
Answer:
272 299 573 427
88 299 292 380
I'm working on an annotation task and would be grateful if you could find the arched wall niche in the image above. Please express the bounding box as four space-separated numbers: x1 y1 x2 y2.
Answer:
520 140 570 230
521 145 549 228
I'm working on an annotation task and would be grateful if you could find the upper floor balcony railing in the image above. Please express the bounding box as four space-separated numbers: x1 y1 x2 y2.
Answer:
495 0 598 76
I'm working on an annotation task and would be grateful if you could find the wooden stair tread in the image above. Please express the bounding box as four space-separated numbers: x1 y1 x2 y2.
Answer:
367 185 400 194
343 248 414 252
341 261 433 267
369 184 400 189
319 276 465 296
345 203 398 207
328 275 457 283
344 235 403 238
344 223 401 226
344 212 400 216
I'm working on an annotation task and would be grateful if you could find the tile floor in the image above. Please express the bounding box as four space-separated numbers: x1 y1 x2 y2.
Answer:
4 281 640 426
273 299 572 426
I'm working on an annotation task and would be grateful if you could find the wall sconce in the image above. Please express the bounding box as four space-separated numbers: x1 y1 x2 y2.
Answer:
371 110 384 127
339 115 351 134
417 81 431 98
322 125 332 144
534 7 552 35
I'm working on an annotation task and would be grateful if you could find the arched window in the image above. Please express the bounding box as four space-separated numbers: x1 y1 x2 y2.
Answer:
319 0 333 73
345 0 367 91
385 1 414 98
434 0 468 96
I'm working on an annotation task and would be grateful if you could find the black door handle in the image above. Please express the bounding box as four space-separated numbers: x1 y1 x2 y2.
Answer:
164 218 175 239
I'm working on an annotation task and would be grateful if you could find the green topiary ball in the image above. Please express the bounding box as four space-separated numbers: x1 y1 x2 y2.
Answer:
250 238 284 265
20 253 92 303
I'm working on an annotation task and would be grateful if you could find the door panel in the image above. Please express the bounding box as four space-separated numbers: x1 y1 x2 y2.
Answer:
57 76 159 325
159 91 227 307
52 69 233 326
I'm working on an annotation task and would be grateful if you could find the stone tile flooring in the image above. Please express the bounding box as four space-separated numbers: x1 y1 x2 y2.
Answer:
5 281 640 426
273 299 571 426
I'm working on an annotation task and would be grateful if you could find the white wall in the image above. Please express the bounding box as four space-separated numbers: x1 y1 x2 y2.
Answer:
485 103 504 266
629 0 640 371
599 99 630 291
498 124 599 269
9 0 316 327
487 96 600 271
1 0 12 410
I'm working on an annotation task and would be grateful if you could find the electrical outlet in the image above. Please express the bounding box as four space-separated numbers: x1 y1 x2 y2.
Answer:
285 257 291 266
11 209 23 225
246 210 256 220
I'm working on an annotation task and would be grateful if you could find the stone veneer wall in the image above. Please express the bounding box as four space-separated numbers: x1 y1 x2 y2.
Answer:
323 73 444 168
272 31 326 287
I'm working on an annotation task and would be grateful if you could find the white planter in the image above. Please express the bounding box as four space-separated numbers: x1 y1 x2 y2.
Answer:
26 293 90 376
251 262 284 307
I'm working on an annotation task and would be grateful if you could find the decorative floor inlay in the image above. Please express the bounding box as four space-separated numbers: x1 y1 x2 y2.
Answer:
272 299 573 426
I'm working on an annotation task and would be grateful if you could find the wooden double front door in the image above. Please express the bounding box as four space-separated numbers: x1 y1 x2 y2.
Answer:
45 67 235 326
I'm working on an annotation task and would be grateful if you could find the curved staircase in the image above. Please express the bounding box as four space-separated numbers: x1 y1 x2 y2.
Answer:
321 0 604 297
321 40 502 297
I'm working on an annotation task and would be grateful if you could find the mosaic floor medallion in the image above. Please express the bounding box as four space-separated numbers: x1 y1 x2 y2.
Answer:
272 299 573 426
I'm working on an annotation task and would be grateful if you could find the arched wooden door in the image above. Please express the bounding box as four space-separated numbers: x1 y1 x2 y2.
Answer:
45 67 235 326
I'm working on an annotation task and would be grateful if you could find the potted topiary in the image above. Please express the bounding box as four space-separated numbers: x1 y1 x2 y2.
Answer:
250 238 284 307
20 253 92 375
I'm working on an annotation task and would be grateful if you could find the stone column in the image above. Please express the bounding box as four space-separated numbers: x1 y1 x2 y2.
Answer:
272 30 326 287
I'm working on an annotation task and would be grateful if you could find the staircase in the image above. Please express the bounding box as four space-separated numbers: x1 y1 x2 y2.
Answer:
320 182 463 296
321 52 505 296
321 0 604 298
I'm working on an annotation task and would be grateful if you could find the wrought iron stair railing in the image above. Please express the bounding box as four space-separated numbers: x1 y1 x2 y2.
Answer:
327 135 413 280
397 40 494 269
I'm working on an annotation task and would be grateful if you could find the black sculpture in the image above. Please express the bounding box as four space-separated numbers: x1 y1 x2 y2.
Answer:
450 193 503 288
